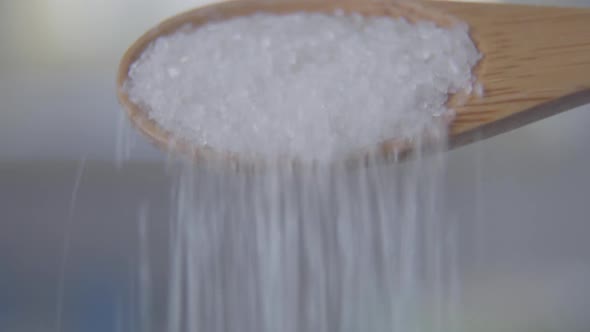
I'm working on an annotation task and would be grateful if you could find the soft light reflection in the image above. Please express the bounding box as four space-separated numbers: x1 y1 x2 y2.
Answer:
2 0 223 66
44 0 221 63
8 0 588 66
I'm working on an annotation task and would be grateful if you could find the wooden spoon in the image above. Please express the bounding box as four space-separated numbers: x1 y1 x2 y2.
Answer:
117 0 590 165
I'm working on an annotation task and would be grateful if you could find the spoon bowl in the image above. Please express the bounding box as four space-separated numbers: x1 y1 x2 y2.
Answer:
117 0 590 166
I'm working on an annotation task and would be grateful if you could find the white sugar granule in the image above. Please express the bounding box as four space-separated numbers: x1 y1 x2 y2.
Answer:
126 12 481 162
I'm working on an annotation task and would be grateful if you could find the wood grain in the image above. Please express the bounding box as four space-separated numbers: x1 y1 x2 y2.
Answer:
117 0 590 164
426 1 590 148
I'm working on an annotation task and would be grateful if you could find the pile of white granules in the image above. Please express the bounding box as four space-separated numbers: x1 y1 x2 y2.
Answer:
126 12 481 162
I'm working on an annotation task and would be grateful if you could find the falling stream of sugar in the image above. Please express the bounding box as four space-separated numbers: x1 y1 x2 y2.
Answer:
114 126 460 332
143 135 459 332
55 157 87 332
138 201 152 332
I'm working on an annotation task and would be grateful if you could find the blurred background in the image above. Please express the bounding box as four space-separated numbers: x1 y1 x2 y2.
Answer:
1 0 589 331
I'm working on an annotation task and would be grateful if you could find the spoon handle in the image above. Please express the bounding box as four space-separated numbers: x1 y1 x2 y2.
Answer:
428 1 590 146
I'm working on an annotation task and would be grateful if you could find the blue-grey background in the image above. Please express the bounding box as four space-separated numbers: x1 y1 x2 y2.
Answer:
1 0 589 331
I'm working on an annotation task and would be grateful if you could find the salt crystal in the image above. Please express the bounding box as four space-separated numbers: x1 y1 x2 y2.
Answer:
126 12 481 162
167 67 180 78
475 82 485 97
